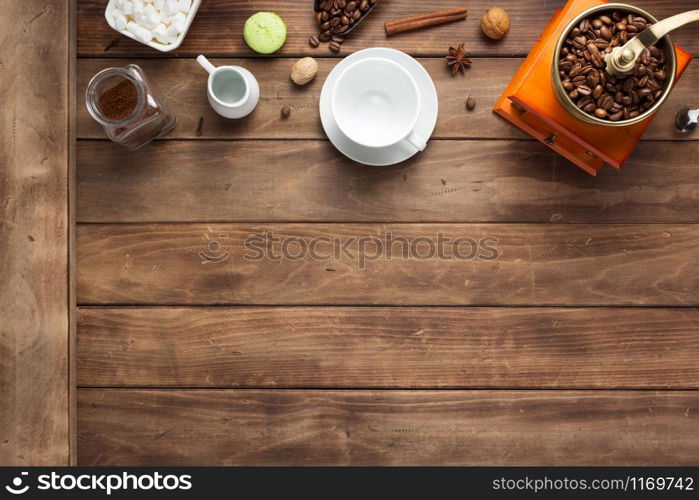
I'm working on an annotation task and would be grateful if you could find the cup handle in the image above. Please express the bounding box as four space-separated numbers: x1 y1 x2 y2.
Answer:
197 55 216 74
405 130 427 151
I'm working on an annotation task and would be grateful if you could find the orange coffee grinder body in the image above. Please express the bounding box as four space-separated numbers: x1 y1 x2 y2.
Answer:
494 0 693 175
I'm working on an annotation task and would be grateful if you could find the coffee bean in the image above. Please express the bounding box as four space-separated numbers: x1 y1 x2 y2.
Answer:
583 102 597 113
577 96 593 108
309 35 319 48
281 105 291 119
558 9 668 121
331 36 344 44
571 75 586 86
466 96 476 110
329 41 341 52
586 69 600 87
598 93 614 111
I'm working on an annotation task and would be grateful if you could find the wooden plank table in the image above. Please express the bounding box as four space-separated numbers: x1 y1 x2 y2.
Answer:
1 0 75 465
74 0 699 465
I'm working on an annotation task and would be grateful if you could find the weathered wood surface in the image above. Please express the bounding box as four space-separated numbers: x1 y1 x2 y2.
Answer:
76 58 699 140
76 223 699 306
76 140 699 223
77 306 699 389
77 389 699 465
77 0 699 57
0 0 73 465
73 0 699 467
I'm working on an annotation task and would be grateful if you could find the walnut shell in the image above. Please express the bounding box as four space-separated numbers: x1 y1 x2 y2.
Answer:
481 7 510 40
290 57 319 86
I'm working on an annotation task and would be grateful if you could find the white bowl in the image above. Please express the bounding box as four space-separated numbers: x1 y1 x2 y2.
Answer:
105 0 201 53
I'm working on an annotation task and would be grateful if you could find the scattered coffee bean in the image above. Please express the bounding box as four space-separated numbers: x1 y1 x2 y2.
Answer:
281 105 292 119
558 10 668 122
309 35 320 48
466 96 476 110
329 40 341 52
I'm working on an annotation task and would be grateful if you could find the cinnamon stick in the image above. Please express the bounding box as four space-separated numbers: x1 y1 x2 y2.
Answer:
385 7 468 36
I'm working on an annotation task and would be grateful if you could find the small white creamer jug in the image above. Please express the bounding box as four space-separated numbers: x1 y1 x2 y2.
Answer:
197 55 260 119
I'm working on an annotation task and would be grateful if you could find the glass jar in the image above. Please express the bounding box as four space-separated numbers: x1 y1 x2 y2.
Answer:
85 64 176 149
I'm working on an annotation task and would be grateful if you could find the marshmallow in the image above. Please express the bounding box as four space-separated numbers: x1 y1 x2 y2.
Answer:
178 0 191 13
121 0 133 16
142 4 160 28
166 22 180 38
126 21 152 43
132 0 144 15
164 0 179 16
153 23 174 43
154 0 164 10
113 10 128 30
144 11 160 29
171 11 186 32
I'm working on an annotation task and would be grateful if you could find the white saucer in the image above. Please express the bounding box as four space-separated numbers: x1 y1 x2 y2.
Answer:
320 48 438 166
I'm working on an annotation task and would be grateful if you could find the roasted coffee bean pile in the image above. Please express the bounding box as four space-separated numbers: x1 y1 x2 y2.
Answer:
558 11 668 122
312 0 378 52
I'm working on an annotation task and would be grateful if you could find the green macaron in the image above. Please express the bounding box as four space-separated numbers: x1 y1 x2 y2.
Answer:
244 12 287 54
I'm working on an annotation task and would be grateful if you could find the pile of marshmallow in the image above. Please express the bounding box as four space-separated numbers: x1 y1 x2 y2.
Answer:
110 0 193 45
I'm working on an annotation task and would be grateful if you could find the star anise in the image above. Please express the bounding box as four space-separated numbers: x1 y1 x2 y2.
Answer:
446 43 472 76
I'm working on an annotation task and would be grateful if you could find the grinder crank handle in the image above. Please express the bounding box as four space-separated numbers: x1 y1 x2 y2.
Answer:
605 10 699 77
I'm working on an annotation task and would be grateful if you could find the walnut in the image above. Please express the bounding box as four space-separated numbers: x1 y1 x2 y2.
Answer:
290 57 319 85
481 7 510 40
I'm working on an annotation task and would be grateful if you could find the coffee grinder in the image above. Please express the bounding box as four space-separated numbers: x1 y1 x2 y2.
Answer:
494 0 693 175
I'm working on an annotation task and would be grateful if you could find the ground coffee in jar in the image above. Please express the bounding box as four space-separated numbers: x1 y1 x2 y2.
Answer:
97 79 138 121
86 64 176 149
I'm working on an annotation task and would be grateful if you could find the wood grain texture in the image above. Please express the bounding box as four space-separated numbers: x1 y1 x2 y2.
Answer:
77 140 699 224
77 306 699 389
77 389 699 465
76 58 699 141
77 0 699 57
76 223 699 306
0 0 72 465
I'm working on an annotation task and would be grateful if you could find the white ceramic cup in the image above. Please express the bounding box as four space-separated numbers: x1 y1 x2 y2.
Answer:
331 57 426 151
197 55 260 119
